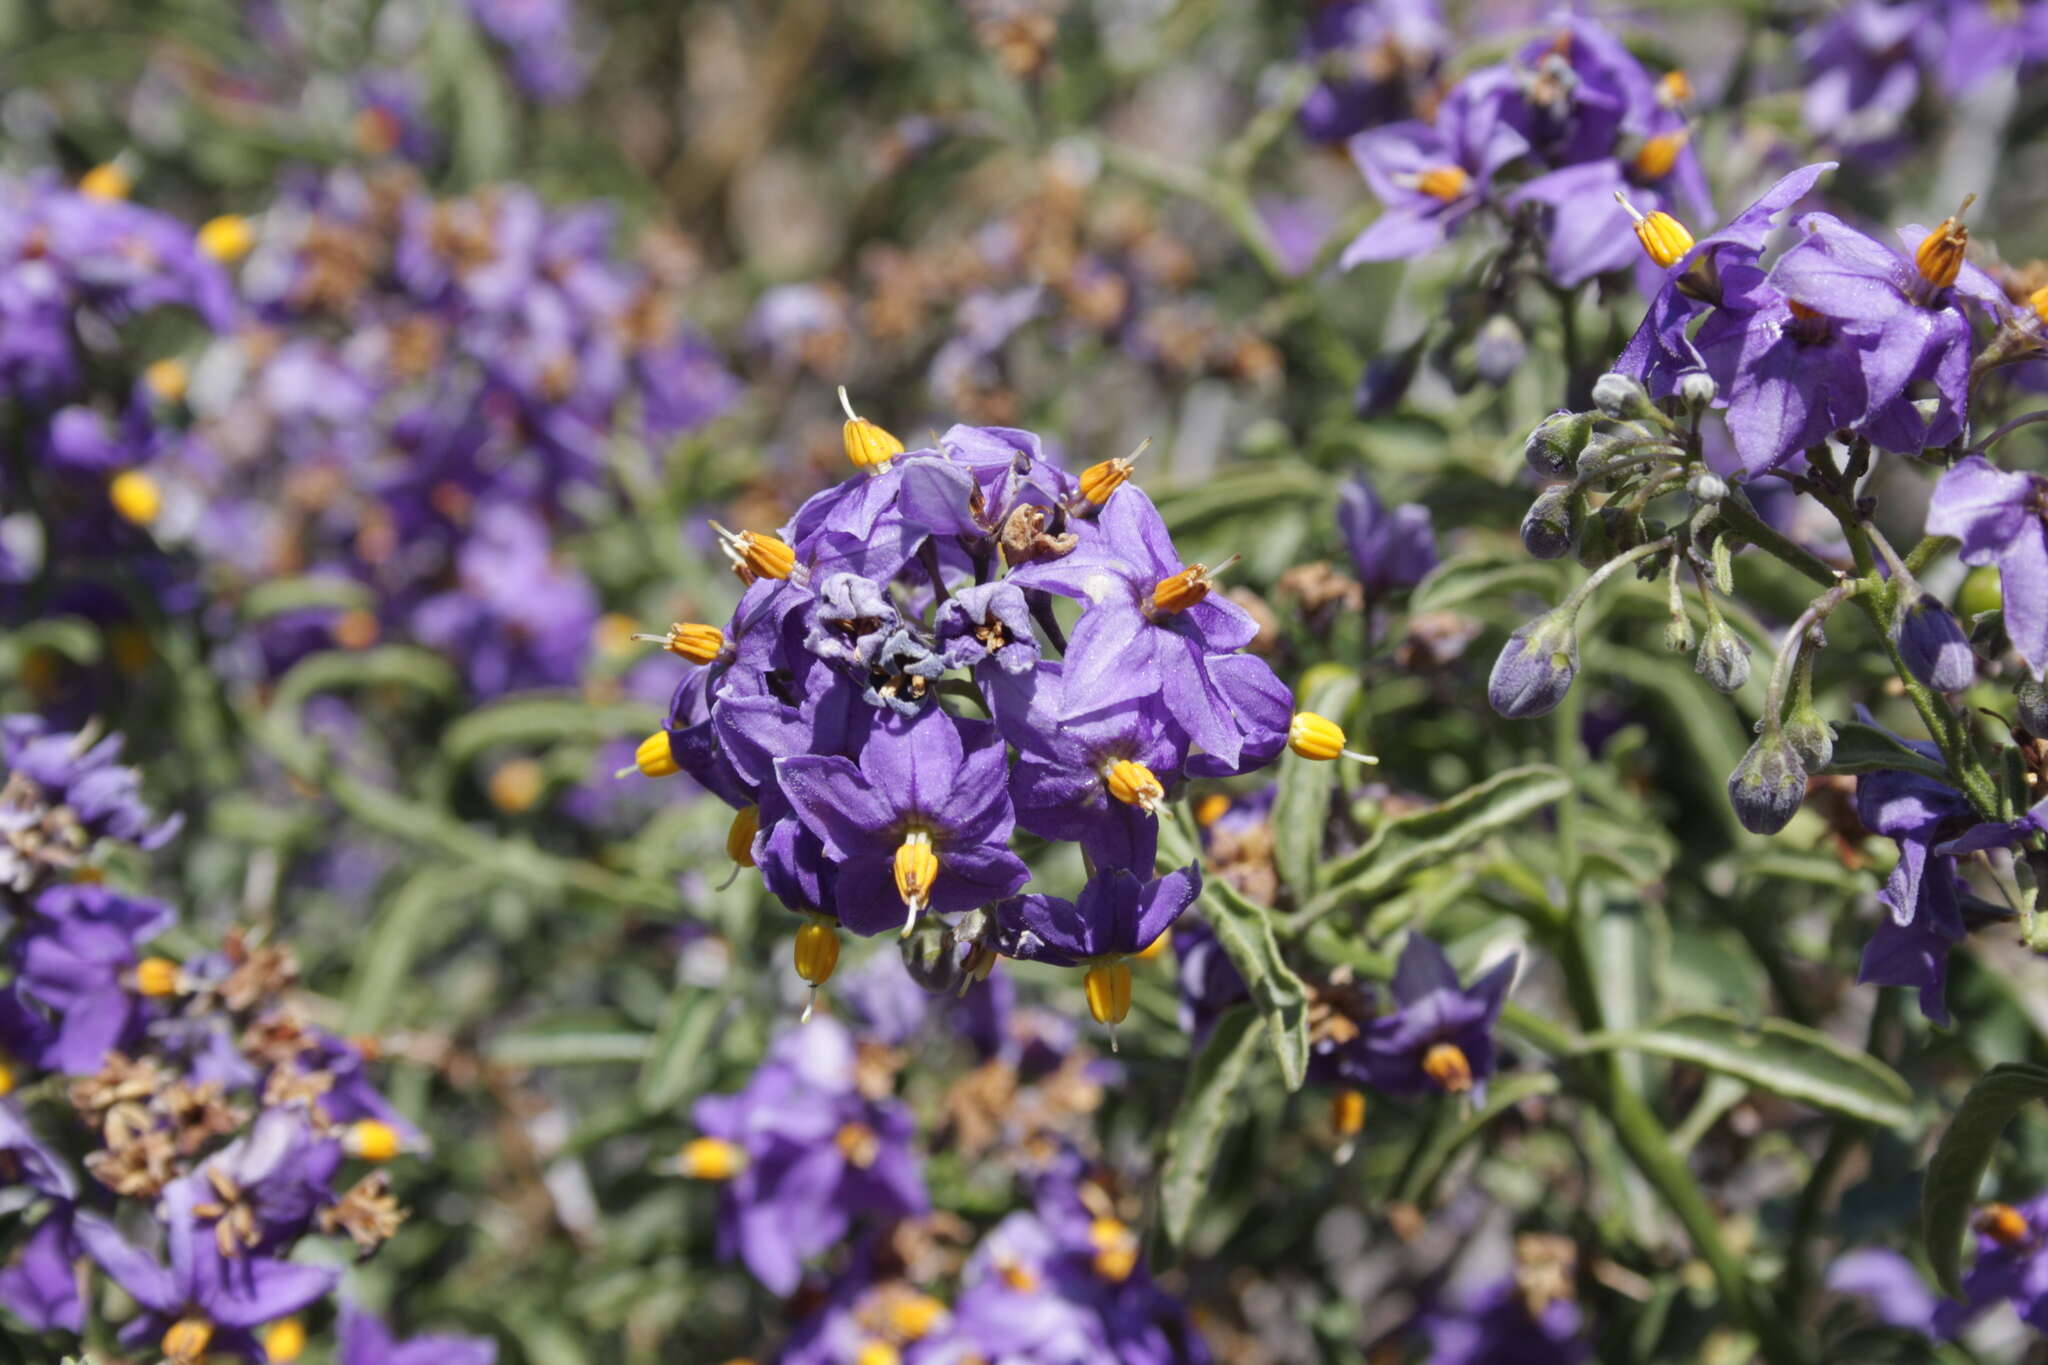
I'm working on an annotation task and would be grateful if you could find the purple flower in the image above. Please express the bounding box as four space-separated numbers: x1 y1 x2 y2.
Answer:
1894 595 1976 691
1332 935 1514 1101
0 1100 75 1201
1338 476 1438 598
1297 0 1448 143
339 1301 498 1365
778 709 1031 937
1339 69 1529 267
1829 1196 2048 1337
1510 15 1656 168
1800 1 1928 146
998 865 1203 967
1416 1274 1588 1364
935 582 1040 675
0 1212 82 1333
1927 456 2048 677
410 502 598 696
12 883 175 1073
688 1017 927 1295
1854 762 1973 1024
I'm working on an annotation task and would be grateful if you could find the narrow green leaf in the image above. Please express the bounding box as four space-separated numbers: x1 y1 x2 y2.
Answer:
1199 879 1311 1091
442 696 664 767
1159 1006 1265 1247
1304 765 1571 921
636 986 731 1114
1822 721 1955 784
487 1031 652 1067
1922 1063 2048 1296
1396 1071 1560 1203
270 645 459 719
240 576 376 622
1271 670 1359 897
1576 1010 1914 1127
346 868 467 1035
1409 553 1565 615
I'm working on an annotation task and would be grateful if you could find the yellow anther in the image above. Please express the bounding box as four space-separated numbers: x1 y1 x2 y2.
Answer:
855 1344 901 1365
2031 284 2048 328
999 1260 1040 1292
1083 961 1133 1031
332 608 380 650
794 915 841 987
80 162 132 201
1288 712 1346 761
1915 194 1975 290
1133 929 1171 962
1658 70 1693 106
197 214 256 264
633 731 679 779
163 1316 213 1363
1078 440 1148 505
487 758 545 814
835 1122 881 1168
893 830 939 936
262 1317 307 1363
1976 1202 2030 1247
1088 1216 1140 1283
1415 165 1471 202
134 956 181 998
1332 1088 1368 1138
633 621 726 664
676 1136 747 1180
109 470 162 526
1102 758 1165 813
143 358 189 403
344 1119 403 1163
885 1291 947 1340
1193 793 1231 827
727 805 760 867
1422 1041 1474 1094
1632 130 1688 181
0 1056 14 1097
839 387 905 473
1614 191 1695 269
710 522 797 584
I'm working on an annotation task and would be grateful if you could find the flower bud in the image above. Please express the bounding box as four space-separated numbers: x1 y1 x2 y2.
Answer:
1677 369 1717 409
1488 612 1579 719
1694 619 1751 693
1520 485 1578 561
1474 315 1526 386
1727 732 1808 835
1957 564 2003 620
1687 471 1727 504
1591 372 1655 420
1895 598 1976 693
1524 412 1593 478
1783 704 1835 773
2018 679 2048 737
1662 611 1696 654
1575 507 1620 569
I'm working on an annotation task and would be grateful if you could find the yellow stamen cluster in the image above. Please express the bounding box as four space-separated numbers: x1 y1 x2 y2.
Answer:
795 915 841 989
1083 961 1133 1028
0 1055 14 1097
839 388 905 472
634 731 679 778
1658 70 1693 106
1193 792 1231 827
1976 1202 2030 1247
1331 1088 1368 1139
263 1318 308 1363
110 470 162 526
197 214 256 264
1614 191 1695 269
486 758 545 814
143 358 189 403
1102 758 1165 812
727 805 760 867
1422 1041 1474 1094
2031 284 2048 328
1915 194 1976 290
332 609 380 650
676 1136 748 1180
1632 130 1688 181
884 1291 946 1340
1078 456 1136 505
835 1121 881 1168
1288 712 1344 761
80 162 132 201
855 1345 901 1365
1088 1216 1140 1282
637 621 726 664
711 522 797 584
893 830 939 935
134 956 181 998
1133 929 1170 962
999 1259 1041 1292
163 1316 213 1364
344 1119 403 1162
1415 165 1471 202
1152 565 1213 614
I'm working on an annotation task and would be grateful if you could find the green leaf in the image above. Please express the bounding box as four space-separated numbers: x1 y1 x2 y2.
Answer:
636 985 732 1114
240 576 376 622
346 869 468 1035
1303 766 1572 921
1396 1070 1561 1203
0 615 102 671
270 645 459 720
1271 669 1359 897
1158 1006 1265 1248
1822 721 1954 784
487 1031 652 1067
1922 1063 2048 1296
1576 1010 1914 1128
441 696 664 767
1199 879 1311 1091
1409 553 1565 615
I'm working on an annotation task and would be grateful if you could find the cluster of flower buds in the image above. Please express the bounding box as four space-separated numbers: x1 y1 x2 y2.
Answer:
0 717 491 1362
632 395 1374 1036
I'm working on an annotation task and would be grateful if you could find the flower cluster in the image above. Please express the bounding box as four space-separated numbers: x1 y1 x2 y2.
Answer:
1801 0 2048 149
635 399 1354 1037
0 716 491 1362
